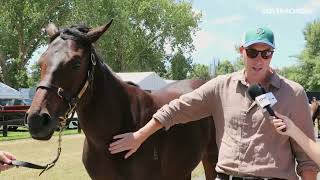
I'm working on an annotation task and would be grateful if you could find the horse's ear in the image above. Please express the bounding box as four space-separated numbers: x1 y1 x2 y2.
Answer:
45 23 59 39
87 19 113 43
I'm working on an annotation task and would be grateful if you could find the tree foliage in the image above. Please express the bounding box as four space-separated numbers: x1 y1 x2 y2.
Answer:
0 0 200 88
279 20 320 91
69 0 200 74
0 0 72 88
233 58 244 71
187 63 210 80
168 50 192 80
215 60 234 76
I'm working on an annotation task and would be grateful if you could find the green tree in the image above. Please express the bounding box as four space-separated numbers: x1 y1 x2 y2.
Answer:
279 20 320 91
187 63 210 80
304 20 320 57
169 50 192 80
233 58 244 71
216 60 234 75
0 0 72 88
28 63 41 87
1 0 200 88
69 0 201 75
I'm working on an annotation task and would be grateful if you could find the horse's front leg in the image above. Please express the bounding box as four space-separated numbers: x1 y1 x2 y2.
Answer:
82 139 118 180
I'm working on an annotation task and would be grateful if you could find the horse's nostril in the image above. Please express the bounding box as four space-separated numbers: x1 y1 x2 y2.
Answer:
41 113 51 126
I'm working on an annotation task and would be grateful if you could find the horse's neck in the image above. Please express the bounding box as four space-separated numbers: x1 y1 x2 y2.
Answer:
126 86 157 128
77 61 134 140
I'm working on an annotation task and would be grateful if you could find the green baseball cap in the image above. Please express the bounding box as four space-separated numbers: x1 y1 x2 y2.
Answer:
243 27 275 49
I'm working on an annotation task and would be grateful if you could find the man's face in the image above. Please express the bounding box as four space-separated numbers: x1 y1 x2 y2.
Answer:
240 43 274 83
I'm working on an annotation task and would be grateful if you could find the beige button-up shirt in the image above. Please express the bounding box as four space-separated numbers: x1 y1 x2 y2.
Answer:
153 70 319 180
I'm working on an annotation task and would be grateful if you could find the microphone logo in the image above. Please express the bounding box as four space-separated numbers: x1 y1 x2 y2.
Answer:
255 92 277 109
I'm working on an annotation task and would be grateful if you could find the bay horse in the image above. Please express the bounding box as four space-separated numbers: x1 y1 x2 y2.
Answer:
310 97 320 138
25 20 218 180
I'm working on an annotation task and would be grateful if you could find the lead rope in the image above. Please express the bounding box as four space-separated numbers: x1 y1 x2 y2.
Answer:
10 124 65 176
38 127 63 176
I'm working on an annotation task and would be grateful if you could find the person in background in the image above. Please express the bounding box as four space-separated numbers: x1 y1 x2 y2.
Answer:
0 151 15 172
273 112 320 166
108 27 319 180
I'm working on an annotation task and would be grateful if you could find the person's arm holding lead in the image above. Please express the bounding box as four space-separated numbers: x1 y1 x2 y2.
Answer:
0 151 16 172
273 112 320 166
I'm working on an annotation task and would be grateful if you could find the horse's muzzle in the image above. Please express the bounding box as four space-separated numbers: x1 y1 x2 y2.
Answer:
26 112 56 140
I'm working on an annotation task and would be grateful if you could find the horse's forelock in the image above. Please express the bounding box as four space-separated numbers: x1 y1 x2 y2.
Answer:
49 24 92 44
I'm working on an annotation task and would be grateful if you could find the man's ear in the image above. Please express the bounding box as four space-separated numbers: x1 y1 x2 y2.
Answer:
239 46 245 54
46 23 59 39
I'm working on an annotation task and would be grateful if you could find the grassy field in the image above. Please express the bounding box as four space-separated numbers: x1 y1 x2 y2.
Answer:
0 133 204 180
0 127 79 141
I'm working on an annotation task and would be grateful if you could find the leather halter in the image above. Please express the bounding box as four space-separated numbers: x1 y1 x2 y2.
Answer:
13 47 96 176
36 51 96 123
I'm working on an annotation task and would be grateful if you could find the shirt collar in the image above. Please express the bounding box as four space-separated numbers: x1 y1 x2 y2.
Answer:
233 69 281 89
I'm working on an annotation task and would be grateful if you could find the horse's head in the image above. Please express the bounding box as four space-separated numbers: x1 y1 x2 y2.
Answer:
26 21 113 140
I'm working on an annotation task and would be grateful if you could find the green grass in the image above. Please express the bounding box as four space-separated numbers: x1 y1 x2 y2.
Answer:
1 134 205 180
0 127 80 141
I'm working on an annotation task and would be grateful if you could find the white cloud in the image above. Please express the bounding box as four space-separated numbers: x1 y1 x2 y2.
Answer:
193 30 236 54
210 15 244 25
303 0 320 13
193 30 213 51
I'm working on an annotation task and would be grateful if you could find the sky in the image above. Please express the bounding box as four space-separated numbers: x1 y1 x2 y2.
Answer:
190 0 320 69
30 0 320 70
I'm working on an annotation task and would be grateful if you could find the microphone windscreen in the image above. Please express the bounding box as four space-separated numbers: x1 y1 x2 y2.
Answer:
247 84 265 100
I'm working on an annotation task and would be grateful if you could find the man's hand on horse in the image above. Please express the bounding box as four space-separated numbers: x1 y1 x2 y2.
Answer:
108 132 144 159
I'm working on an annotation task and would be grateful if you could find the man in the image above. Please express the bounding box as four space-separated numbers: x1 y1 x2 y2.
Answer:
0 151 15 172
108 27 319 179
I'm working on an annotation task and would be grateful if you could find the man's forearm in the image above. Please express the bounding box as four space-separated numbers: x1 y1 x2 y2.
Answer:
137 117 163 142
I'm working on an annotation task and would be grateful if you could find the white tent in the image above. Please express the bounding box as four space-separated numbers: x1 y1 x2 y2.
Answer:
0 82 21 99
117 72 168 91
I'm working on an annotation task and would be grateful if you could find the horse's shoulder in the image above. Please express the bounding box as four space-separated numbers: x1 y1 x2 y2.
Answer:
158 79 206 93
150 79 207 107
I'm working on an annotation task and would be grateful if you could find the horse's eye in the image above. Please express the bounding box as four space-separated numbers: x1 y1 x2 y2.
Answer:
72 60 81 70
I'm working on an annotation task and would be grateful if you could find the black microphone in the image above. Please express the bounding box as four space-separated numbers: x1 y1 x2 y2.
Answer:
247 84 286 132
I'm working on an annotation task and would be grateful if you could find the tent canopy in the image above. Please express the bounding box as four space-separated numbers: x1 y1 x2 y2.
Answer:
117 72 168 91
0 82 21 99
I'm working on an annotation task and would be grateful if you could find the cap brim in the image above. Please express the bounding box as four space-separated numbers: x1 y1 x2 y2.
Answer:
243 40 275 49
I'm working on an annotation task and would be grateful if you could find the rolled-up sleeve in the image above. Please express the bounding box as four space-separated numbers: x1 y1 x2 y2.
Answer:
153 78 218 130
289 88 320 175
